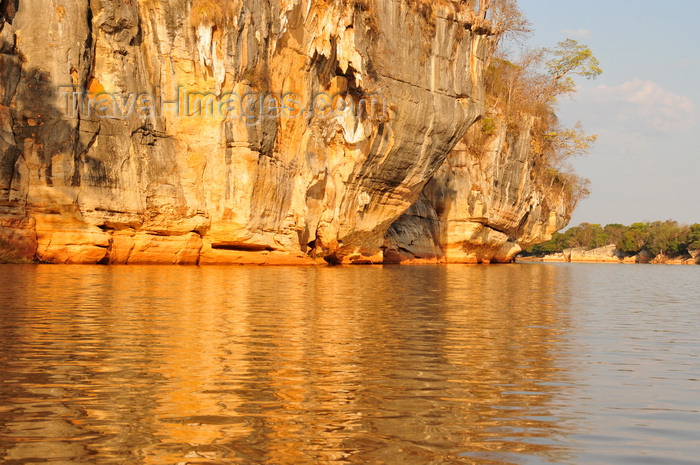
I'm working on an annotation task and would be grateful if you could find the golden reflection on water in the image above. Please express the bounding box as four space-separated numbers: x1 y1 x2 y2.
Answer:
0 264 577 464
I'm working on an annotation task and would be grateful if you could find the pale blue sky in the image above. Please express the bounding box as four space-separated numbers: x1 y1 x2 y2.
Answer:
516 0 700 226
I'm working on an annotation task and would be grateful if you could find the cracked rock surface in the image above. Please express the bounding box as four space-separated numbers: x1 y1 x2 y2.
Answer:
0 0 571 264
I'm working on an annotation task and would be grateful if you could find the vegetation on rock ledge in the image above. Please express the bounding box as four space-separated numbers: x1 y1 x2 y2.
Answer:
480 26 602 212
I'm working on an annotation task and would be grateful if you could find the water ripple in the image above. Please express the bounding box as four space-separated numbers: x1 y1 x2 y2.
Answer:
1 264 699 463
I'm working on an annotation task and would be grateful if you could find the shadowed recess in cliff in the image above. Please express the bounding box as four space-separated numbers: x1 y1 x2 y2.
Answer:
0 0 579 265
0 61 108 261
0 0 18 27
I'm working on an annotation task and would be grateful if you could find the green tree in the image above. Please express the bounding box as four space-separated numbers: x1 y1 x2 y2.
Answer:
687 224 700 251
603 224 627 246
526 220 699 258
617 223 648 255
527 232 561 255
574 223 601 248
543 39 603 98
645 220 687 257
645 221 671 256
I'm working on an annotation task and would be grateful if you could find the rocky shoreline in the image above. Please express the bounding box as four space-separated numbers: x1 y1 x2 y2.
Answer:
518 244 700 265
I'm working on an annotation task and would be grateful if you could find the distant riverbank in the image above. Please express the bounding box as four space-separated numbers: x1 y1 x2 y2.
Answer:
522 221 700 265
519 244 699 265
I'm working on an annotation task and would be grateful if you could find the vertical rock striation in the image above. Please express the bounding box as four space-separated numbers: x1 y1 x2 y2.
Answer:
0 0 572 265
385 113 575 263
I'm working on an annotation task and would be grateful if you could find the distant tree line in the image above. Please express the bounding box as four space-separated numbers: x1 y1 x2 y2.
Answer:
524 221 700 258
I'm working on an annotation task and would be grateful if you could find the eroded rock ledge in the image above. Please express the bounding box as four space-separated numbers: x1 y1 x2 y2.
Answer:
384 113 574 264
0 0 571 265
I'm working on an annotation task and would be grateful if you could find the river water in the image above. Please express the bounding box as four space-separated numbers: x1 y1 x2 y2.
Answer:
0 263 698 464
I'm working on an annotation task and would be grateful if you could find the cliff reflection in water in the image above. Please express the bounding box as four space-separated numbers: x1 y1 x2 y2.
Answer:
0 265 576 464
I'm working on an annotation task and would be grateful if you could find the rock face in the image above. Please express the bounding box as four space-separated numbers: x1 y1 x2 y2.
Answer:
0 0 572 265
566 244 621 263
385 114 573 263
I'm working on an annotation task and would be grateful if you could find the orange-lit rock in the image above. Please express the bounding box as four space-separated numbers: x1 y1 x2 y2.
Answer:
386 116 575 264
0 1 567 265
565 245 622 263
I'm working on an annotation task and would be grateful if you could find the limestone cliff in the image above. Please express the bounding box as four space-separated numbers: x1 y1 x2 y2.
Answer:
0 0 572 265
385 112 575 263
